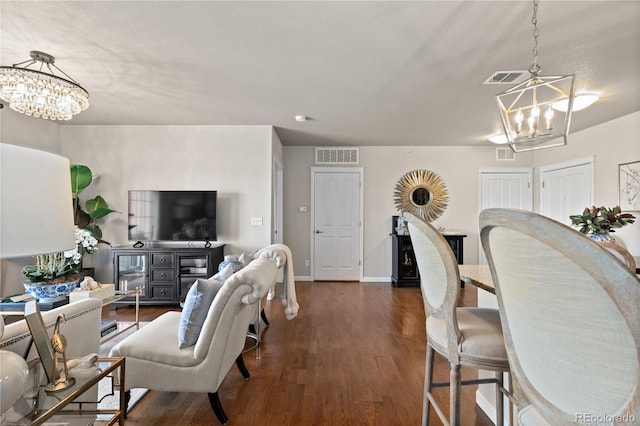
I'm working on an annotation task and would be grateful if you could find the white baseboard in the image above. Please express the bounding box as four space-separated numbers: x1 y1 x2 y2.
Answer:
360 277 391 282
476 389 497 424
475 389 513 426
293 276 391 282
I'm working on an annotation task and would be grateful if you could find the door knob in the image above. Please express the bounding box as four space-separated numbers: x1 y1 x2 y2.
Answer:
315 230 323 234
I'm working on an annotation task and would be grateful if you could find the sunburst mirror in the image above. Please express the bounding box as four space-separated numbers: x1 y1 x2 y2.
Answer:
393 169 448 222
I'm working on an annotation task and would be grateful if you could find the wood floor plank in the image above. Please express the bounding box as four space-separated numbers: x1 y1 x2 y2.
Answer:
106 282 495 425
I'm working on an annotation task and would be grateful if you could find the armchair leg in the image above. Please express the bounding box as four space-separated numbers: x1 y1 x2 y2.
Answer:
124 390 131 418
235 354 251 380
208 392 229 425
260 308 270 327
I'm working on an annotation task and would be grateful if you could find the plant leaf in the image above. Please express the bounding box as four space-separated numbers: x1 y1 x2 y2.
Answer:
70 165 92 195
74 206 91 228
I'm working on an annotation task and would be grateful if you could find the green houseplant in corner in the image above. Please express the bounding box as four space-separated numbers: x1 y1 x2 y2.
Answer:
70 164 118 244
569 205 635 242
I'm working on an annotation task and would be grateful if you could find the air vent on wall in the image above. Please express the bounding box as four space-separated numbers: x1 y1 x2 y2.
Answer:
483 70 529 85
315 147 359 165
496 147 516 161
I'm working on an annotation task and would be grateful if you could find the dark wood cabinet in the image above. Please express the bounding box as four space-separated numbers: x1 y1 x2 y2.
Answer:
112 245 225 306
391 216 466 287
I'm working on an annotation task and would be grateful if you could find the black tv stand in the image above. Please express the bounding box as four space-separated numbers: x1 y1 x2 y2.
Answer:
112 245 225 306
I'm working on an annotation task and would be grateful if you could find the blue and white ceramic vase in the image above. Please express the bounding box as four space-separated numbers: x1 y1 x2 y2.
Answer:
589 231 615 243
218 255 244 273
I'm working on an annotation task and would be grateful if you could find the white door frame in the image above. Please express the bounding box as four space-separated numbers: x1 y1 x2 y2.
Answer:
538 156 594 215
272 159 284 244
310 167 364 281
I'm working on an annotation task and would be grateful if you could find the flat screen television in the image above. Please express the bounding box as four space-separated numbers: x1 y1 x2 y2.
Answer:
128 190 217 242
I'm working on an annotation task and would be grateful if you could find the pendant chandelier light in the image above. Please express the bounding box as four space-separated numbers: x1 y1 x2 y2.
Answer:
0 51 89 121
496 0 575 152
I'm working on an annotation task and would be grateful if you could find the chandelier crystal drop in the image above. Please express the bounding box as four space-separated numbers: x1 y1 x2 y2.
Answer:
0 51 89 121
495 0 575 152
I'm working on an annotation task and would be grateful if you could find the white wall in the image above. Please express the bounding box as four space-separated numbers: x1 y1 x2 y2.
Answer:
283 112 640 281
0 109 63 296
58 125 276 283
533 111 640 254
283 145 534 280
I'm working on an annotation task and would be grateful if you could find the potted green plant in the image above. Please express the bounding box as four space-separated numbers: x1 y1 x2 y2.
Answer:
22 226 98 301
70 164 118 244
569 205 635 242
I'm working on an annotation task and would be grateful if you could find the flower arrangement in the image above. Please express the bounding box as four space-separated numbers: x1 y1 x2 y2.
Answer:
22 226 98 284
569 205 636 235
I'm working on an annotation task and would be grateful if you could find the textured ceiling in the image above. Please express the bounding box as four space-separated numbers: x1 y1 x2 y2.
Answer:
1 1 638 147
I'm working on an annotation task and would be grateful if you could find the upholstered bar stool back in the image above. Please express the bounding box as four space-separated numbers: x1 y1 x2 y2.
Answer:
480 208 640 425
404 212 511 426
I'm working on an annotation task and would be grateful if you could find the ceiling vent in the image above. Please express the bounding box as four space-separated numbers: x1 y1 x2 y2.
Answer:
496 147 516 161
483 70 529 85
315 147 359 165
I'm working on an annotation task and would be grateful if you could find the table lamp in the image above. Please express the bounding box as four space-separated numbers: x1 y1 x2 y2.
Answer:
0 143 76 414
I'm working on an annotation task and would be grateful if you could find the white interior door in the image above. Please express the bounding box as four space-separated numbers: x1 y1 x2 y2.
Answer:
312 169 362 281
540 157 594 225
479 168 533 264
477 167 532 425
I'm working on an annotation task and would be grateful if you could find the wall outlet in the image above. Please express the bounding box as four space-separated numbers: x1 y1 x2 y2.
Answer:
305 259 310 266
299 206 308 213
251 217 263 226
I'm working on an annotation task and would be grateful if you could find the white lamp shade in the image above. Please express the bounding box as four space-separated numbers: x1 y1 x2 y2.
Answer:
0 143 76 258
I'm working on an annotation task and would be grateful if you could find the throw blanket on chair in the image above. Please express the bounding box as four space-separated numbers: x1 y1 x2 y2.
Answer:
254 244 299 320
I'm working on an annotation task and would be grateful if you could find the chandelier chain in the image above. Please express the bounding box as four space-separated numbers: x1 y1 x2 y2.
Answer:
530 0 541 75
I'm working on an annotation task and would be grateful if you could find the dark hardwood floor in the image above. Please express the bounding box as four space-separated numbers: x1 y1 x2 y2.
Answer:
103 282 494 426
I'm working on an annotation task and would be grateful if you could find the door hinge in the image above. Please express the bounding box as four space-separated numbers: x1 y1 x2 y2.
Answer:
359 260 362 266
542 181 545 188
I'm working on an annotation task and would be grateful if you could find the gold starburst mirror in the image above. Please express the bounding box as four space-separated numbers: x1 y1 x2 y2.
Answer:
393 169 448 222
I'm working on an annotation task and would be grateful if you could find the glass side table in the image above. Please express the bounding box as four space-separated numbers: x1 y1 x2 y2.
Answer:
3 356 126 425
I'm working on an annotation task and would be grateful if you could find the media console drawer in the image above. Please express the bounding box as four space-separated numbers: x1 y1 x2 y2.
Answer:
151 269 173 282
150 285 175 301
151 253 174 267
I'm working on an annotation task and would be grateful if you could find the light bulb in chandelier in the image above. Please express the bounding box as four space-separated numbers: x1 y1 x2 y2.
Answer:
530 103 540 119
527 115 537 137
514 108 524 134
544 105 554 130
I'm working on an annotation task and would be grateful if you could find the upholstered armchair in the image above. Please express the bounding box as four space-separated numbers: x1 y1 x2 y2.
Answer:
110 257 279 425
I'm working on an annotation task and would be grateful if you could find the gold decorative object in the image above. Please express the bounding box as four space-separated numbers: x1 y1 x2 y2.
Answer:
45 314 76 393
393 169 448 222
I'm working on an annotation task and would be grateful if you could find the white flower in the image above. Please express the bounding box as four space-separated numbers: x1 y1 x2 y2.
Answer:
74 226 98 254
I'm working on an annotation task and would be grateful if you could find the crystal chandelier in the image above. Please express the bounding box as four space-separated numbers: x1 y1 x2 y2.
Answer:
0 51 89 121
496 0 575 152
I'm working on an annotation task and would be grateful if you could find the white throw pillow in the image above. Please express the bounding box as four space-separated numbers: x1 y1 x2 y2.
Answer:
238 252 253 267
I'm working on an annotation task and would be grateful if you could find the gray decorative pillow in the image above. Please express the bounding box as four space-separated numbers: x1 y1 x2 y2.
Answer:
178 276 224 349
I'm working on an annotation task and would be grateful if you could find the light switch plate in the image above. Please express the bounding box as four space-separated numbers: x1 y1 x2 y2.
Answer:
251 217 263 226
